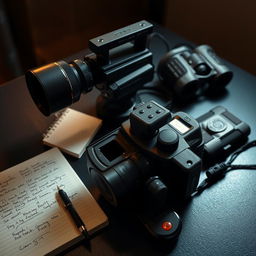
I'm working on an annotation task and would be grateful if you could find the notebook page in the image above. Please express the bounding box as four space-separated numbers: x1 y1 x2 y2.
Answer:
0 148 108 256
43 108 102 158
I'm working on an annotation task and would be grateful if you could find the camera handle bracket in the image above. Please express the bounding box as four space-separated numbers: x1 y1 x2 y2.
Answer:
89 20 153 64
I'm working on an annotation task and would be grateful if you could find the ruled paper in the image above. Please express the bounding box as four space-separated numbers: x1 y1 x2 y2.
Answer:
0 148 108 256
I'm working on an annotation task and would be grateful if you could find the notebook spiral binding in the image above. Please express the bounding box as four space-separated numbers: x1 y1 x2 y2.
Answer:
43 108 70 139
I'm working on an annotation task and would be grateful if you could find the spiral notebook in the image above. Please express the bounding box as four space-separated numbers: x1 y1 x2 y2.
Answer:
43 108 102 158
0 147 108 256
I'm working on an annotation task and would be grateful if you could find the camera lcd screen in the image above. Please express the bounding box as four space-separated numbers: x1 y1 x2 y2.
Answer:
169 117 192 134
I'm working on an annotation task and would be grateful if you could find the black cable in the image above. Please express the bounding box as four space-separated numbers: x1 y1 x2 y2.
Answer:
226 140 256 165
194 140 256 195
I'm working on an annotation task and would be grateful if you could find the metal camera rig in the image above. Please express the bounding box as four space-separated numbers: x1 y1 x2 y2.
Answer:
25 20 154 120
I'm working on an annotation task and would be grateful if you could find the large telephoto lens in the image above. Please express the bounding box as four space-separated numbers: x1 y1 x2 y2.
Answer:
25 59 94 116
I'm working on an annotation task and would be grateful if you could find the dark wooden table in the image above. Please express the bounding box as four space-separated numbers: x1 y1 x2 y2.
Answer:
1 24 256 256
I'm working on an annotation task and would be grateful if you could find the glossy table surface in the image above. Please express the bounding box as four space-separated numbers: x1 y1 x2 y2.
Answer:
1 24 256 256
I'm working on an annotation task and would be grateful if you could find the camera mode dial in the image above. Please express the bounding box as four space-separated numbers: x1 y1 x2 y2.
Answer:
207 117 227 133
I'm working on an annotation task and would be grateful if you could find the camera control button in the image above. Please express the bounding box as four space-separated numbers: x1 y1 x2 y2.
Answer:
195 63 211 76
143 210 182 240
162 221 173 231
207 117 227 133
157 129 179 152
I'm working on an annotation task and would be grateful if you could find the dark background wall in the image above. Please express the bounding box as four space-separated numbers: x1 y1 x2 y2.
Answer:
0 0 255 84
0 0 149 84
164 1 256 76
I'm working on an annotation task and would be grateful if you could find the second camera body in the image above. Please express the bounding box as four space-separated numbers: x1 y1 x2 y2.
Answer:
157 45 233 99
197 106 251 163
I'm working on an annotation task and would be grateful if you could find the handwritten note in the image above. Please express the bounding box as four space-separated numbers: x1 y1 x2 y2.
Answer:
0 148 108 256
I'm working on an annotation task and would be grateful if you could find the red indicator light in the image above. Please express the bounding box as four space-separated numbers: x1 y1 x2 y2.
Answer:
162 221 172 231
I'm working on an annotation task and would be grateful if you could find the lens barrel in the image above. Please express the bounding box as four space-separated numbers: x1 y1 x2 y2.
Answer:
25 59 93 116
92 159 141 206
89 153 150 207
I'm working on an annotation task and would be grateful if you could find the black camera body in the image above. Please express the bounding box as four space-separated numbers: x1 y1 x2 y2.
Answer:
197 106 251 162
157 45 233 99
86 101 203 209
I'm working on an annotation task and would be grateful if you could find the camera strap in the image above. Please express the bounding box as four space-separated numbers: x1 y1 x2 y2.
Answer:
194 140 256 195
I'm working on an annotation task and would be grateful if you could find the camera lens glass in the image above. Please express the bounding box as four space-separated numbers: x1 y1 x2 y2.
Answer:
90 169 117 205
25 60 93 116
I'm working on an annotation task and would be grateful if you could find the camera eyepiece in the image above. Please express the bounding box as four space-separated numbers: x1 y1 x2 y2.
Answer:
25 59 93 116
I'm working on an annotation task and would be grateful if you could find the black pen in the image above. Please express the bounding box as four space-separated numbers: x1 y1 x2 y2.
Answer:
57 185 89 239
